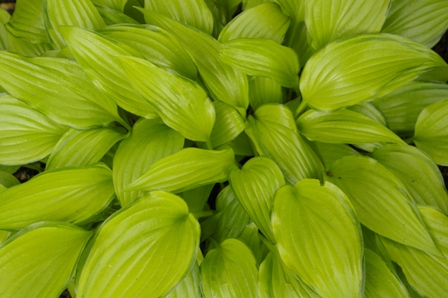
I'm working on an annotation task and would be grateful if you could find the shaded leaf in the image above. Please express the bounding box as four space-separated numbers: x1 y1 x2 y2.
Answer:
419 206 448 258
96 5 140 25
6 0 48 43
178 184 214 213
0 8 9 50
0 171 20 189
0 165 20 175
248 76 284 111
210 101 245 148
283 18 314 67
308 142 360 171
91 0 128 12
165 261 203 298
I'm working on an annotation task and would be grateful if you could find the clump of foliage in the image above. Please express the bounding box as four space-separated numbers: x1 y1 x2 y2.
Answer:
0 0 448 297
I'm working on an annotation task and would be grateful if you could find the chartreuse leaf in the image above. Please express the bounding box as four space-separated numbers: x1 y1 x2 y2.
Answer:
372 144 448 214
0 51 125 129
0 171 19 189
229 157 285 243
220 38 299 88
218 2 290 43
419 206 448 258
238 222 264 265
0 222 92 298
165 261 202 298
143 0 214 35
0 8 9 50
201 238 258 298
382 0 448 47
98 24 198 80
46 127 127 170
364 248 409 298
0 230 10 245
91 0 128 12
0 95 68 166
178 184 214 213
140 10 249 116
308 142 360 171
59 26 157 119
304 0 389 51
248 77 284 111
413 100 448 166
381 236 448 298
0 163 114 231
126 148 236 193
298 34 448 112
326 155 439 255
119 56 215 143
95 5 140 25
372 82 448 135
242 0 271 10
297 109 405 144
77 191 200 298
210 101 245 148
114 118 184 207
274 0 304 19
44 0 105 48
246 104 325 184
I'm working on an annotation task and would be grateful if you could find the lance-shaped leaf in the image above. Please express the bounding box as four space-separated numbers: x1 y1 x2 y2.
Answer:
98 24 197 80
44 0 105 48
46 126 127 170
326 155 439 255
0 163 115 230
0 9 9 50
166 261 202 298
218 2 290 43
96 5 140 25
382 0 448 47
298 34 448 112
304 0 389 50
419 206 448 258
372 82 448 135
229 157 285 243
220 38 299 88
0 171 19 189
0 222 92 298
119 56 215 143
126 148 236 193
210 101 246 148
238 222 264 265
92 0 127 11
114 118 184 207
364 248 409 298
0 51 125 129
246 104 325 184
0 230 10 245
143 0 213 35
0 95 68 166
248 76 284 111
140 10 249 116
59 26 157 119
0 165 20 175
372 144 448 214
413 100 448 166
6 0 48 43
77 191 200 298
381 236 448 298
201 238 258 298
297 109 405 144
272 179 364 297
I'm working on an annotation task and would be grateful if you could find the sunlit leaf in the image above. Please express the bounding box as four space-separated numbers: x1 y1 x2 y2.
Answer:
272 179 363 297
119 56 216 143
0 163 115 230
201 239 258 298
419 206 448 258
248 77 284 111
165 261 203 298
77 191 200 298
274 0 304 19
6 0 48 43
326 155 439 255
0 230 10 245
113 118 184 207
0 222 92 298
210 101 245 148
413 100 448 166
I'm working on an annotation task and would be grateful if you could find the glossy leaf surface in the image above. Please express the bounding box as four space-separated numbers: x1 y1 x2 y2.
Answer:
165 261 203 298
419 206 448 258
210 101 246 148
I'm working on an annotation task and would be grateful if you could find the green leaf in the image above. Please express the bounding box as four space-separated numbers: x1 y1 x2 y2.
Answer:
201 238 258 298
113 118 184 207
0 51 125 129
372 82 448 135
413 100 448 166
0 222 92 298
140 10 249 116
308 142 361 171
0 95 68 166
0 230 10 245
92 0 128 12
246 104 325 184
218 2 290 43
283 18 315 68
47 127 127 170
178 184 214 213
44 0 105 48
238 222 264 265
126 148 236 193
118 56 216 143
298 34 448 112
326 155 439 255
165 261 203 298
229 156 285 243
364 248 409 298
95 5 140 25
59 26 158 119
242 0 272 10
0 8 10 50
0 165 20 175
0 163 115 230
220 38 299 88
217 131 255 157
419 206 448 258
274 0 305 19
382 0 448 47
77 191 200 298
304 0 389 50
143 0 214 35
248 77 284 111
372 144 448 214
0 171 20 189
297 109 405 145
210 101 246 148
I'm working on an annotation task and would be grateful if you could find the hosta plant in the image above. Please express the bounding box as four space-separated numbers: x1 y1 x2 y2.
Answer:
1 0 448 297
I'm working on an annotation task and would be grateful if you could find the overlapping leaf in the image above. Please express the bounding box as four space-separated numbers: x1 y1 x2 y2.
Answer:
92 0 128 12
77 191 200 298
0 165 19 175
165 261 202 298
0 222 92 298
0 171 19 189
248 77 284 111
178 184 214 213
309 142 361 170
0 8 9 50
0 163 115 230
210 101 246 148
6 0 48 43
96 6 140 25
419 206 448 258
